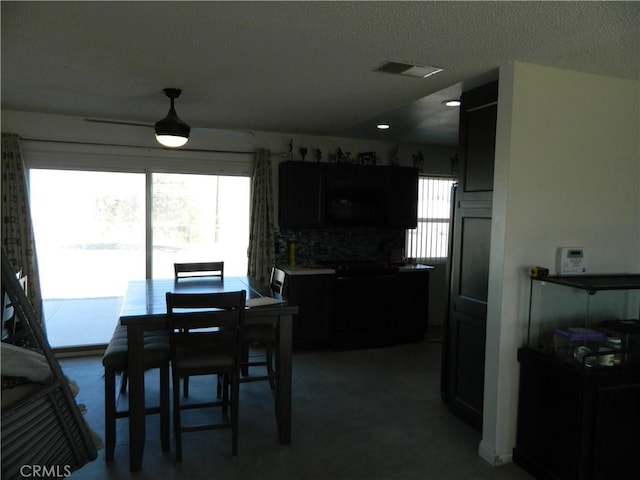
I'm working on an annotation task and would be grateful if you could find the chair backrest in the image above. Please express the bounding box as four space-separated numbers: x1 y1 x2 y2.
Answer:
269 267 285 295
174 262 224 279
165 291 246 356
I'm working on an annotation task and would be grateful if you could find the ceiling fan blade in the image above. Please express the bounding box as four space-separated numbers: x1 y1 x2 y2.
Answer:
85 118 153 128
85 118 254 137
191 127 255 138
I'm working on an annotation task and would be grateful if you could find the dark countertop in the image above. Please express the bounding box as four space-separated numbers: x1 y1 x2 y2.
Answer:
278 263 433 276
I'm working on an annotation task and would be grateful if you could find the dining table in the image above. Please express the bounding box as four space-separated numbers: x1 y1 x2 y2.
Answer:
118 275 299 471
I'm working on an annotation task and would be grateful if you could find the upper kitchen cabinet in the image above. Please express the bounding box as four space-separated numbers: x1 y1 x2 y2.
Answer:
386 166 418 228
325 163 387 191
278 162 326 229
459 81 498 199
278 161 418 229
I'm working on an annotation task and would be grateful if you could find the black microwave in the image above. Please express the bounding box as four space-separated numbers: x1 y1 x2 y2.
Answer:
325 189 387 227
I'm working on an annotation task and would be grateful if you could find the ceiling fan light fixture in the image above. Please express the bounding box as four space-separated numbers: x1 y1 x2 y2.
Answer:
155 133 189 148
154 88 190 148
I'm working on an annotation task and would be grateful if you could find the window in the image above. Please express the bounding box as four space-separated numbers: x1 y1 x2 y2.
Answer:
405 176 456 263
29 169 250 348
151 173 250 278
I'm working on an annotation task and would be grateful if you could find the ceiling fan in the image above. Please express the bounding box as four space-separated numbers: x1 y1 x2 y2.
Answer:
84 88 254 148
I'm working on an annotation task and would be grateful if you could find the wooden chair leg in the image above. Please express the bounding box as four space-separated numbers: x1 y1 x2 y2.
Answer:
104 367 116 461
266 345 276 390
173 368 183 463
241 343 249 377
160 364 170 453
183 375 189 397
222 373 230 417
231 372 239 456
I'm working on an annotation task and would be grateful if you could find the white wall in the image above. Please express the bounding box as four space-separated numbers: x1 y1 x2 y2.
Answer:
480 62 640 465
2 109 457 326
1 110 457 175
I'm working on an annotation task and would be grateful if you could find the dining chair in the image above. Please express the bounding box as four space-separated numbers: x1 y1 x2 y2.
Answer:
101 325 170 461
173 261 224 397
165 290 246 460
239 267 284 390
174 261 224 279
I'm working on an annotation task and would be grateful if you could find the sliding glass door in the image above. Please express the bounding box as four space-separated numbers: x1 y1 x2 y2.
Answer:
30 169 250 348
151 173 250 278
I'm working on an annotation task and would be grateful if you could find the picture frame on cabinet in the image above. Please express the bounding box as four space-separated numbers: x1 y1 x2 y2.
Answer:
358 151 376 165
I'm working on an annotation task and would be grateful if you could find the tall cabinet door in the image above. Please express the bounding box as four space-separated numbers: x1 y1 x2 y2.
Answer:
443 81 498 431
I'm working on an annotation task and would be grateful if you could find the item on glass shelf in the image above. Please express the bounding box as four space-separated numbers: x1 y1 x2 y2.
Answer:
554 327 606 362
598 319 640 363
606 337 623 365
597 346 614 366
574 345 596 367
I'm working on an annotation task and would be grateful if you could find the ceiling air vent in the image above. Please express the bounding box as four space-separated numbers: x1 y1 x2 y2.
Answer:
374 61 443 78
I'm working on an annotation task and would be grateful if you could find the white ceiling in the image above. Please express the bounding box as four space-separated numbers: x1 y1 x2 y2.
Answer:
2 1 638 146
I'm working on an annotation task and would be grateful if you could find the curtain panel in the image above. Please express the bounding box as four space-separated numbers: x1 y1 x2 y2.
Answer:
248 149 275 284
1 133 45 331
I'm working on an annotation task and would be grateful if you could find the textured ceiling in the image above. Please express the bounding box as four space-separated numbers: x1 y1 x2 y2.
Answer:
1 1 638 146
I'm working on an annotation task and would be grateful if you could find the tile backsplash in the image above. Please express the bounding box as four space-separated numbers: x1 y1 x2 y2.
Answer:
276 227 406 265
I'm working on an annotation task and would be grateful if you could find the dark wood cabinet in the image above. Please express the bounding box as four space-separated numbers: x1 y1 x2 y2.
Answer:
278 268 431 350
460 81 498 199
331 274 397 350
278 161 417 229
514 347 640 480
395 270 430 342
331 271 431 350
442 80 498 431
280 271 333 350
386 166 419 228
278 162 325 229
325 163 388 191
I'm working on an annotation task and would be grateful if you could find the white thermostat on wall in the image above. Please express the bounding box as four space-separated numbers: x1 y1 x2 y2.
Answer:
557 247 588 275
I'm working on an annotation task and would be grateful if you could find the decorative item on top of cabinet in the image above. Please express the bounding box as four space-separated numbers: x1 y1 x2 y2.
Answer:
390 144 400 166
357 152 376 165
412 151 424 171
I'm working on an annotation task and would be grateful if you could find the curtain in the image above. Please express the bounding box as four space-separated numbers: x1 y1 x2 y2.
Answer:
247 148 275 284
1 133 45 332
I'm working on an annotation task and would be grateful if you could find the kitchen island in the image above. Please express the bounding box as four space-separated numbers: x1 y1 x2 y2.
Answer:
276 263 432 350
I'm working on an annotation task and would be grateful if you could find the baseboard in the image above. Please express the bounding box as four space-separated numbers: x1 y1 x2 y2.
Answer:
478 440 513 466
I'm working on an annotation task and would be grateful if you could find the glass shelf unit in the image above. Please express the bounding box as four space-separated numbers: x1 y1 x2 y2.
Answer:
527 274 640 367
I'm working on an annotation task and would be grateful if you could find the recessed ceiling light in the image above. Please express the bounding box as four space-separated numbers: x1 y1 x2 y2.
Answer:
443 100 461 107
377 124 390 130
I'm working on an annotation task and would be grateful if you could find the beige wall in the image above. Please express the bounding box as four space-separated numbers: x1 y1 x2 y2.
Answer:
481 62 640 464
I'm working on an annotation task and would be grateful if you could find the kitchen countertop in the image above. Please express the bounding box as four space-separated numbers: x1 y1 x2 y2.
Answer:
277 263 433 276
277 265 336 275
398 264 434 272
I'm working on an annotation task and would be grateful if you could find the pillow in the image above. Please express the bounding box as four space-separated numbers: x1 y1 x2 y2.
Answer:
1 342 53 384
